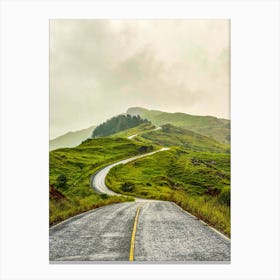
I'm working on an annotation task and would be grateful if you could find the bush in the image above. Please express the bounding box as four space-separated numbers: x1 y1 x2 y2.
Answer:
121 182 134 192
56 174 67 190
100 193 109 200
218 187 230 206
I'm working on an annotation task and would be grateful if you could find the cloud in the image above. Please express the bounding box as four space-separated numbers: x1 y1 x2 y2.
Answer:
50 19 230 139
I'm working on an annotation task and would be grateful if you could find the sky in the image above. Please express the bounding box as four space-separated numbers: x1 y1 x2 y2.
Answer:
50 19 230 139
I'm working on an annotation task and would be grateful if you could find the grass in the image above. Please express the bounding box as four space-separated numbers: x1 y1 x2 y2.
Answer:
106 147 230 236
111 122 156 138
49 137 157 225
141 124 230 154
49 121 231 236
127 107 230 143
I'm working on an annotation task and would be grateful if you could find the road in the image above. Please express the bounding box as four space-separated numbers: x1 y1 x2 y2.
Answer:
91 147 169 197
127 126 161 140
50 201 230 262
50 146 230 262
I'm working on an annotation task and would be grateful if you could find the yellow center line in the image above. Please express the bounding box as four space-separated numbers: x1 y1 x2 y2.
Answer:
129 206 142 261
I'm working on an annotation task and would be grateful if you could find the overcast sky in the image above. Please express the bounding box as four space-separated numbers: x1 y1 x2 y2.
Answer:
50 19 230 139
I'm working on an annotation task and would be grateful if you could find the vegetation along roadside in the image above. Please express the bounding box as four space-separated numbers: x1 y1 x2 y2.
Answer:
49 137 157 225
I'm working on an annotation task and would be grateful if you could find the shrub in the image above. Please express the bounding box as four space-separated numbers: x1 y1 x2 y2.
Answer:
56 174 67 190
100 193 109 199
121 182 134 192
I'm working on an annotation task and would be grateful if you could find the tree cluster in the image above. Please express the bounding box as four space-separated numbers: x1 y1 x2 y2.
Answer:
92 114 149 138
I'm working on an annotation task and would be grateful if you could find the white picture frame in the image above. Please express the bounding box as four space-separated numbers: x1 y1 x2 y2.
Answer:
0 0 279 279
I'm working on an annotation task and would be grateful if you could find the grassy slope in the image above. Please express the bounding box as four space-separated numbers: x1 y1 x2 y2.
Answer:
49 121 231 235
49 137 156 225
127 107 230 144
141 124 230 154
49 125 95 151
111 122 156 138
107 148 230 236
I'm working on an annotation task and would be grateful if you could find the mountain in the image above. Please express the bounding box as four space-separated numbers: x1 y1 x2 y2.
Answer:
121 123 229 153
49 114 231 233
126 107 230 144
111 122 156 138
49 125 95 151
49 136 156 225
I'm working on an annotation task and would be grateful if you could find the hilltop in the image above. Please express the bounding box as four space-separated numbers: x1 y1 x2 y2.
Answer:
92 114 149 138
127 107 230 143
111 123 229 153
140 124 229 153
49 125 95 151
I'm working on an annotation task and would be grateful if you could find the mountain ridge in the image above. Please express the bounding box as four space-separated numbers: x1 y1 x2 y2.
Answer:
126 107 230 143
49 125 95 151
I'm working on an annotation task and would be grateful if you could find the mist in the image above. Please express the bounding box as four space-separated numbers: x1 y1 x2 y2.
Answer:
50 19 230 139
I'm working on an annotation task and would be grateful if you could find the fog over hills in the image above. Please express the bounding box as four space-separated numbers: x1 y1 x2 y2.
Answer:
49 125 95 151
49 107 230 151
50 20 229 139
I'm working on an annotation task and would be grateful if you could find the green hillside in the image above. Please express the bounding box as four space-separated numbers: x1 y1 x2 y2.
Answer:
107 147 230 236
111 122 156 138
140 124 230 153
92 114 149 138
49 125 95 151
126 107 230 143
49 110 230 235
49 137 157 225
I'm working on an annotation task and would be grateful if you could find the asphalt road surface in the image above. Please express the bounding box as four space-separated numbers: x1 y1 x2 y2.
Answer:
50 201 230 262
50 147 230 262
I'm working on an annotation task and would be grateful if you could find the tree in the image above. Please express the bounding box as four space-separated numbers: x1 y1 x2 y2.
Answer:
92 114 150 138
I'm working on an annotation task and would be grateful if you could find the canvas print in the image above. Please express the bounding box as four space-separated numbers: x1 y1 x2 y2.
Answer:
49 19 230 262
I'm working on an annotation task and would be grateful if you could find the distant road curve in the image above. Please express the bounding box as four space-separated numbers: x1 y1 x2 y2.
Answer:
91 147 169 196
127 126 161 140
127 134 138 139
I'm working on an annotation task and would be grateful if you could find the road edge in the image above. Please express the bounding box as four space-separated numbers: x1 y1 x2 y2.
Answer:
49 201 132 231
171 202 230 241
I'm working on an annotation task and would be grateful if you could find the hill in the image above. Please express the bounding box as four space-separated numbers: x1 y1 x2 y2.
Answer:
111 122 156 138
126 124 230 153
126 107 230 143
107 147 230 235
49 137 157 225
92 114 149 138
49 125 95 151
49 110 231 233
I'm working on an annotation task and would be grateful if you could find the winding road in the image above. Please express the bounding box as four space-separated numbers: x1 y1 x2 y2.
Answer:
91 147 169 197
50 144 230 262
127 126 162 140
